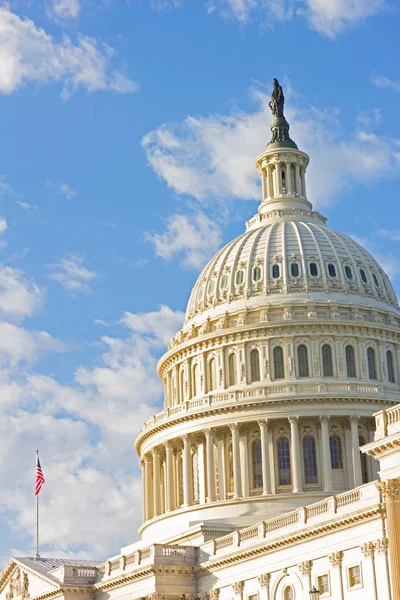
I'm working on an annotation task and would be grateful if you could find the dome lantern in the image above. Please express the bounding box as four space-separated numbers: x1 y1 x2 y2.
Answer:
254 79 312 218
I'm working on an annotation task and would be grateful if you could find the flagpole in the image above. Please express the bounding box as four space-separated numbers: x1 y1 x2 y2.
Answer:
35 450 40 560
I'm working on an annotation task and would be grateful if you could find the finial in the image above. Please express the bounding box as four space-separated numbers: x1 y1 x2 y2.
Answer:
267 78 297 150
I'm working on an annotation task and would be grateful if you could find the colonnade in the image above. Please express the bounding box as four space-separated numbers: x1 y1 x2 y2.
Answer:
141 415 375 522
260 159 306 201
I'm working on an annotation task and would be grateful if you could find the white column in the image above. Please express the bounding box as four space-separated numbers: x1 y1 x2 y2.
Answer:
217 434 226 501
320 416 333 492
141 460 146 522
329 552 344 600
205 429 216 502
144 454 152 521
267 165 273 198
152 448 161 517
182 434 193 507
289 417 302 493
230 424 242 499
174 365 179 405
360 543 378 600
187 358 192 400
261 170 266 200
165 442 174 512
367 419 379 480
350 416 363 487
198 439 207 503
239 427 249 497
258 420 272 495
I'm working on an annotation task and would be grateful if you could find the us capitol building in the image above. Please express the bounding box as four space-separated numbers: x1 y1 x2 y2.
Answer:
2 80 400 600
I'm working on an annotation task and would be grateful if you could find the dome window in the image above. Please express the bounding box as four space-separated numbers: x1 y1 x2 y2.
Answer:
328 263 336 278
309 262 318 277
383 279 388 292
220 274 228 290
372 273 380 287
208 280 215 294
290 263 299 277
303 436 317 484
199 283 205 300
345 265 353 280
272 264 280 279
360 269 367 283
387 350 395 383
252 266 262 281
345 345 357 378
297 345 310 378
235 269 244 285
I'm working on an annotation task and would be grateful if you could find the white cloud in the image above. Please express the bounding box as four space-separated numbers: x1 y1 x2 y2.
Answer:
376 228 400 242
49 0 81 20
142 88 400 208
0 218 7 235
0 6 136 99
16 200 37 213
145 211 223 269
49 254 97 294
46 180 76 198
0 265 44 321
350 234 400 280
121 304 184 345
0 322 63 367
373 76 400 94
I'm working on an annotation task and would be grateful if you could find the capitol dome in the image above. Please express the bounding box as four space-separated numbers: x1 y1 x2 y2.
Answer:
136 80 400 545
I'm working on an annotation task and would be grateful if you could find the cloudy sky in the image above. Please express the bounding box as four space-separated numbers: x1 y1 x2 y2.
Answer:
0 0 400 564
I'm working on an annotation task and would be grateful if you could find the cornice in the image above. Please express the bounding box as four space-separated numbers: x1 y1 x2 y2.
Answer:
94 566 154 591
197 506 382 573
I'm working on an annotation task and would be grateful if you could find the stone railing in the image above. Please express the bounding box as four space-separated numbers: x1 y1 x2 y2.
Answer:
200 483 379 561
138 381 400 437
374 404 400 440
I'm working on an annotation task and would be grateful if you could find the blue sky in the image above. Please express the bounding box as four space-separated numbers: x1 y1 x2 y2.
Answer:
0 0 400 563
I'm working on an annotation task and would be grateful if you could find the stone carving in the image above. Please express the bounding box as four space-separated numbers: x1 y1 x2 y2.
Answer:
313 356 319 374
338 353 344 374
22 573 29 599
360 541 375 557
330 308 341 319
238 310 248 326
288 356 294 374
298 560 312 575
308 309 317 319
258 573 271 587
209 590 220 600
269 78 285 118
232 581 244 596
6 569 28 600
283 308 292 320
375 538 389 554
199 319 211 335
376 478 400 500
216 313 229 330
260 309 269 322
329 551 343 566
219 367 223 386
264 359 269 378
240 362 245 381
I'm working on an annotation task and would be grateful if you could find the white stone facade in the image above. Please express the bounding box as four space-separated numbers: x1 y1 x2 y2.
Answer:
2 84 400 600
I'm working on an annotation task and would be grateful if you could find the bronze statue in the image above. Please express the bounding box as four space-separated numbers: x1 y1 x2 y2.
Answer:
269 78 284 118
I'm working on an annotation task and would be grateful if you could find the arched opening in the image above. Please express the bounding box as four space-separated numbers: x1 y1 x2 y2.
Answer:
208 358 217 391
291 164 296 194
281 168 286 195
235 269 244 285
303 436 318 484
228 353 237 387
367 347 377 380
272 264 280 279
277 437 291 486
329 435 342 469
322 344 333 377
273 346 285 380
250 348 260 382
387 350 395 383
179 369 184 403
284 585 295 600
252 266 262 281
192 364 198 397
252 439 263 489
345 345 357 378
297 344 309 378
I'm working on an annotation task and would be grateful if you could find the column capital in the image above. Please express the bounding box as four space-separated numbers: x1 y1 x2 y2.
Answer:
152 447 160 457
144 452 152 463
232 581 244 594
349 415 360 424
257 419 268 429
209 590 220 600
229 423 239 433
360 542 375 557
376 478 400 500
319 415 330 424
257 573 270 587
288 416 299 425
140 459 144 468
374 537 389 554
204 427 214 437
328 551 343 566
298 560 312 576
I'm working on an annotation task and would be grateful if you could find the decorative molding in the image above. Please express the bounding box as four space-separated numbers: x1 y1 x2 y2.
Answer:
375 538 389 554
258 573 271 587
360 541 375 557
232 581 244 597
328 551 343 567
298 560 312 576
376 478 400 500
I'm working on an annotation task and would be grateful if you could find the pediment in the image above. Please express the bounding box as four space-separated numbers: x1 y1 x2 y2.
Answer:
0 560 60 600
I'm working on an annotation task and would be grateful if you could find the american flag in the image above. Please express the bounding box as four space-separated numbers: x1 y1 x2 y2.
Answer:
35 452 45 496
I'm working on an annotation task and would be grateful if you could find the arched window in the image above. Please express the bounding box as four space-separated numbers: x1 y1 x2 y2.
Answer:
345 265 353 280
273 346 285 380
272 264 280 279
387 350 395 383
228 353 237 387
297 345 309 378
250 349 260 382
208 358 217 391
252 266 262 281
303 436 318 484
359 436 369 484
220 274 228 290
291 164 296 194
192 364 198 397
309 262 318 277
284 586 295 600
360 269 367 283
227 443 234 493
345 345 357 378
277 437 291 486
208 279 215 295
235 270 244 285
372 273 380 287
329 435 342 469
291 263 299 277
328 263 336 278
367 347 377 380
252 439 263 489
199 283 205 300
322 344 333 377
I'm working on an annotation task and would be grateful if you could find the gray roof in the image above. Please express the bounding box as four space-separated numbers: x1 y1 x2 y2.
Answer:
15 557 103 577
